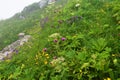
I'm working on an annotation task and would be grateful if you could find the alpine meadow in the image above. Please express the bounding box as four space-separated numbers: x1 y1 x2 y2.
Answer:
0 0 120 80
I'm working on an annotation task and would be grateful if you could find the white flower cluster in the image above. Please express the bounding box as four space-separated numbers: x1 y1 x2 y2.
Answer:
50 57 66 72
51 57 65 64
75 3 80 7
49 33 61 38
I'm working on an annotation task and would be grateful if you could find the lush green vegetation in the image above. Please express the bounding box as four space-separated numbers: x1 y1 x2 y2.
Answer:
0 0 120 80
0 2 43 50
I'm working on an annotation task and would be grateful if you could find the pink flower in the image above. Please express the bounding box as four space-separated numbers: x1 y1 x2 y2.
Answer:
61 37 66 41
43 48 47 52
54 39 58 43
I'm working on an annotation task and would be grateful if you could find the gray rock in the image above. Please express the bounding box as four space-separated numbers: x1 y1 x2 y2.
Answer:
0 33 31 62
18 33 25 39
39 0 48 8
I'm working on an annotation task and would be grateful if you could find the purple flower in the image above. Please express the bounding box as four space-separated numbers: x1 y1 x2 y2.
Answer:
43 48 47 52
61 37 66 41
15 50 19 54
54 39 58 43
4 52 9 56
1 57 4 61
13 49 19 54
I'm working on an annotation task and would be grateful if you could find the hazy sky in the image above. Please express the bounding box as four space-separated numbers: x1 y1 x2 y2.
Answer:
0 0 41 20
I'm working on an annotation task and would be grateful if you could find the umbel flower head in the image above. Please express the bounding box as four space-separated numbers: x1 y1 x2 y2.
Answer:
49 33 61 38
75 3 80 7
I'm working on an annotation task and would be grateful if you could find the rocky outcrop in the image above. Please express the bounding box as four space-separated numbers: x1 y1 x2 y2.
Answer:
39 0 48 8
0 33 31 61
48 0 56 4
39 0 56 8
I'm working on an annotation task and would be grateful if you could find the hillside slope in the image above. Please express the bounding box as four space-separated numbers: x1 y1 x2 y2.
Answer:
0 0 120 80
0 0 59 50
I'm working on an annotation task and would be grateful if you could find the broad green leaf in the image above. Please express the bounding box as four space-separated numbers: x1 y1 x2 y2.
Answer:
76 51 86 60
91 38 107 52
65 51 75 59
116 26 120 30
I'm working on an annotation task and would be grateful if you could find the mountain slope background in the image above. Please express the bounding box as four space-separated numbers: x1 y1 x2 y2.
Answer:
0 2 41 50
0 0 65 50
0 0 120 80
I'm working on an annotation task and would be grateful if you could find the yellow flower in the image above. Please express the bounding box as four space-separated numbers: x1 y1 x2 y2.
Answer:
107 78 111 80
104 77 111 80
46 56 50 59
44 61 48 65
45 54 49 57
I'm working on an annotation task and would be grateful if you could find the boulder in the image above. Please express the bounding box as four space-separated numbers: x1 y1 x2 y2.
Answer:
18 33 25 39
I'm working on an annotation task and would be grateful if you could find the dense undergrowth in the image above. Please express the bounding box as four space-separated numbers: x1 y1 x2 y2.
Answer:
0 0 120 80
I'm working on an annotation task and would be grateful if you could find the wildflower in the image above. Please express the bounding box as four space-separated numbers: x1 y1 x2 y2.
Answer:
59 57 65 61
75 3 80 7
107 78 111 80
61 37 66 41
4 52 9 56
44 60 48 64
45 54 49 59
54 39 58 43
45 54 49 56
53 56 57 59
49 33 60 38
15 50 19 54
46 56 49 59
104 77 111 80
43 48 47 52
1 57 4 60
50 57 65 66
